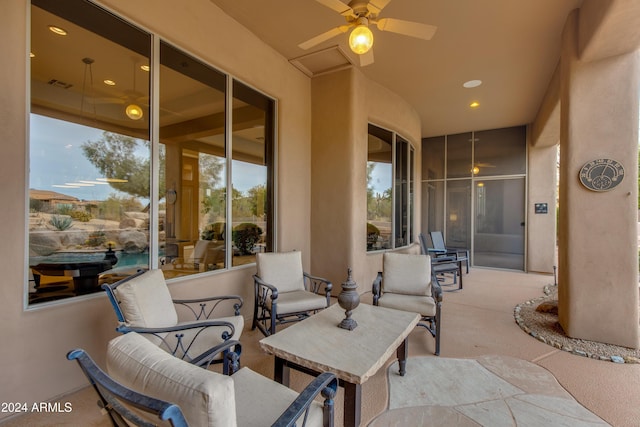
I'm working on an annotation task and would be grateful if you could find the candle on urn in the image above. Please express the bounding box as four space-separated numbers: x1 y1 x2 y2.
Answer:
338 268 360 330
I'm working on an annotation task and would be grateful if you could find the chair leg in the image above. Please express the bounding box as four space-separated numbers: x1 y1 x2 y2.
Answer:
434 302 441 356
269 304 277 335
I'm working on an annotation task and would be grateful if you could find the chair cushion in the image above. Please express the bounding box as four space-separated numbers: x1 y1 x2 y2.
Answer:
256 252 305 293
266 289 327 315
107 332 237 427
383 253 432 297
191 240 211 263
233 367 324 427
376 292 437 317
115 269 178 328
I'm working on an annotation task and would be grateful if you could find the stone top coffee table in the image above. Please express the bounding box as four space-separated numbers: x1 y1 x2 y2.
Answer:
260 303 420 427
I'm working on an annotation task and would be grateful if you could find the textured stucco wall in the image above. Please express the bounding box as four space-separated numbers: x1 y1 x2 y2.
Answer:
310 68 421 295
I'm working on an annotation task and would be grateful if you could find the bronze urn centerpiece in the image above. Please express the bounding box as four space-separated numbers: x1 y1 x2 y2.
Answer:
338 268 360 330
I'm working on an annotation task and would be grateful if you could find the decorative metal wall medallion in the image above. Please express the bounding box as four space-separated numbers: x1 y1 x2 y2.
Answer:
578 159 624 192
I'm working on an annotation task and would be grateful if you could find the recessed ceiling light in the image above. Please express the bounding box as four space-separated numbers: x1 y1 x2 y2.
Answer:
103 79 116 86
463 80 482 88
469 101 480 108
48 25 67 36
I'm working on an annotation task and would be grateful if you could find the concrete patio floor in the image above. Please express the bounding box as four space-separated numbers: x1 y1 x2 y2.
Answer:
2 268 639 426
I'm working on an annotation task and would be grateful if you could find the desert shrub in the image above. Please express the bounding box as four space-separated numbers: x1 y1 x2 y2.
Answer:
69 209 92 222
367 222 380 249
49 215 73 231
232 223 262 255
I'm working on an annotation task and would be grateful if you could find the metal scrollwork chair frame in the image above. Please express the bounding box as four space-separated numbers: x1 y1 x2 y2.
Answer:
102 269 243 373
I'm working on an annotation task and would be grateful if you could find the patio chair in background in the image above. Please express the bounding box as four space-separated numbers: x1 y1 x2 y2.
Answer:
429 230 470 273
253 251 332 336
418 233 464 290
372 252 443 355
102 269 243 372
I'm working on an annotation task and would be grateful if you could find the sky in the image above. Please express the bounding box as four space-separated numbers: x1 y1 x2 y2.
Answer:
30 114 264 202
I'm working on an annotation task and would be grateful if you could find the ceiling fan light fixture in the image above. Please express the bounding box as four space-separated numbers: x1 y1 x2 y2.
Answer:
349 24 374 55
125 103 143 120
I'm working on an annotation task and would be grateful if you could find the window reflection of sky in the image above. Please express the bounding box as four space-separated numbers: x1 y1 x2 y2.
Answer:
368 162 392 196
30 114 263 203
30 114 131 201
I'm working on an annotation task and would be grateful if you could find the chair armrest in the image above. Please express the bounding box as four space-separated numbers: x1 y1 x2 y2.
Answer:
172 295 244 318
116 320 238 369
271 372 338 427
254 274 279 299
372 272 383 304
431 272 443 302
190 339 242 373
431 255 457 263
303 272 333 295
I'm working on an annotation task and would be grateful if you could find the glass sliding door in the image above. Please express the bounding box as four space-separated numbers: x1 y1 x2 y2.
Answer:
473 178 525 269
446 180 471 251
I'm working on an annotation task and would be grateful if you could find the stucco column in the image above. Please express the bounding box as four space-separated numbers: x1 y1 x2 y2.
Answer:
527 142 557 274
558 10 639 348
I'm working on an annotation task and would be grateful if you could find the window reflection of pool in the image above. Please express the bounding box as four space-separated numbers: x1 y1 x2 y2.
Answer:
30 251 150 268
28 251 152 305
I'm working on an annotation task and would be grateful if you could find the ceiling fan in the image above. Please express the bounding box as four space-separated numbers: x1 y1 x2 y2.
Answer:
298 0 437 66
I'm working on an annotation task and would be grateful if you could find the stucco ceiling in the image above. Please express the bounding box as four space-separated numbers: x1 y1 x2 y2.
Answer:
210 0 582 137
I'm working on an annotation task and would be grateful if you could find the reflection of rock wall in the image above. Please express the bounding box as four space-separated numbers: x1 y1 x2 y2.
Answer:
29 232 63 256
29 211 151 255
118 230 148 253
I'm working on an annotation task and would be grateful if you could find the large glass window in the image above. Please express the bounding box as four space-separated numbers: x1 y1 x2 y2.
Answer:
28 0 274 304
158 42 227 277
366 124 414 251
231 81 274 266
29 0 151 305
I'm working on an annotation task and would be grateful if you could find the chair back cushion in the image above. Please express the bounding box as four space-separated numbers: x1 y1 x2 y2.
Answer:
383 253 432 296
191 240 211 262
115 269 178 328
256 252 305 293
107 332 237 427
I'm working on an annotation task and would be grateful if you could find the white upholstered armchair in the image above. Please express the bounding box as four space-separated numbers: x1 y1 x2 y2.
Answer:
67 332 338 427
253 251 332 336
372 252 443 355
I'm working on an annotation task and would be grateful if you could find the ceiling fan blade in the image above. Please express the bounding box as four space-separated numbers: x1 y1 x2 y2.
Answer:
298 25 350 50
314 0 356 17
376 18 437 40
367 0 391 16
359 49 375 67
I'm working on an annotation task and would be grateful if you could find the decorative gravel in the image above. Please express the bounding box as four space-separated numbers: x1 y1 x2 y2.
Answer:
514 285 640 364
